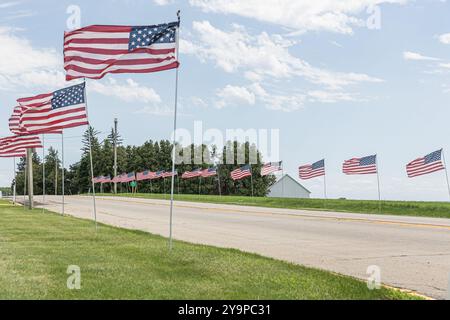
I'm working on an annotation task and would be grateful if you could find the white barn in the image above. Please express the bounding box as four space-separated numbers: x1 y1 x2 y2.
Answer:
267 174 311 199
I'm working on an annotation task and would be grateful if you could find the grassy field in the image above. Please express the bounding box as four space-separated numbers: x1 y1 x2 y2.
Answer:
0 201 418 300
95 193 450 219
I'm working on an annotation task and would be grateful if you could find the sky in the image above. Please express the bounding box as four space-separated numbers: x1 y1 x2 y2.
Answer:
0 0 450 201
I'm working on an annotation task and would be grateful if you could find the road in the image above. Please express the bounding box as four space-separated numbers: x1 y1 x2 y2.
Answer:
29 195 450 299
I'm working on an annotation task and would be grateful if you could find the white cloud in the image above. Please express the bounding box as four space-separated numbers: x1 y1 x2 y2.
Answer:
307 90 358 103
0 27 63 90
439 63 450 69
403 51 440 61
216 84 256 108
153 0 173 5
189 0 408 34
183 21 382 90
0 1 21 9
90 78 162 104
438 33 450 44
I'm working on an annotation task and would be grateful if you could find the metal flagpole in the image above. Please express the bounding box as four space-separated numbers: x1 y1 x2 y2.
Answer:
13 157 16 204
168 10 180 250
250 165 254 198
27 148 34 210
83 79 98 231
442 149 450 201
323 159 327 209
42 134 45 212
217 166 221 196
376 155 381 213
24 155 27 206
198 176 201 196
61 131 65 215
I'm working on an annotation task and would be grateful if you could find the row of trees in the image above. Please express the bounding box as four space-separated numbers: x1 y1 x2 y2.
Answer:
13 127 276 197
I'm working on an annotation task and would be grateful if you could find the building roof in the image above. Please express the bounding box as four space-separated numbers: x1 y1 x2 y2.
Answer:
270 174 311 194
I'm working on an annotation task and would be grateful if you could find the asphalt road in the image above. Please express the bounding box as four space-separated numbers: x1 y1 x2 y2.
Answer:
28 195 450 299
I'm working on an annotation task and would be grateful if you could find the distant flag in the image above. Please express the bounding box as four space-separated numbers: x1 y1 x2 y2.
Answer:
299 159 325 180
154 170 165 179
17 82 88 134
343 155 377 175
201 167 217 178
230 165 252 181
136 170 156 181
93 176 108 184
112 173 126 183
162 170 177 178
122 172 136 183
102 175 112 183
0 135 42 153
261 161 282 176
63 21 179 80
406 149 445 178
182 168 202 179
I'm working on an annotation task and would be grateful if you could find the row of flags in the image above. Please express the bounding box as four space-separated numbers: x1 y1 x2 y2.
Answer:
93 163 284 185
298 150 445 180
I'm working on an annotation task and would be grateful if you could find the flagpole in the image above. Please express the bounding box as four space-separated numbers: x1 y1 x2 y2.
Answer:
323 159 327 209
217 165 221 196
42 134 45 212
442 149 450 201
168 10 180 250
13 157 16 204
83 79 98 231
24 154 27 207
376 155 381 213
250 165 254 198
61 131 65 215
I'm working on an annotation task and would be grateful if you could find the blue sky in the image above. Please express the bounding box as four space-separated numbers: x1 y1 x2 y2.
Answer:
1 0 450 201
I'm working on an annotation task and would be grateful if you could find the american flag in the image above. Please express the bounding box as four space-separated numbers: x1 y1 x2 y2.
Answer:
201 167 217 178
136 170 156 181
0 135 42 153
299 159 325 180
181 168 202 179
162 170 177 178
93 176 110 184
230 165 252 181
154 170 165 179
112 173 126 183
261 161 282 176
63 22 179 80
406 149 445 178
9 105 62 135
122 172 136 183
0 149 26 158
343 155 377 175
17 82 88 134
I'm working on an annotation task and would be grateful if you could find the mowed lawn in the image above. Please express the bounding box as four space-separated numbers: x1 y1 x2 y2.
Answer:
96 193 450 219
0 201 417 300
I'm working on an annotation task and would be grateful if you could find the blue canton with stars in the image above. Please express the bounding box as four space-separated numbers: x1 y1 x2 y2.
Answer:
424 150 442 164
128 21 178 51
312 159 324 169
359 155 376 166
51 82 85 109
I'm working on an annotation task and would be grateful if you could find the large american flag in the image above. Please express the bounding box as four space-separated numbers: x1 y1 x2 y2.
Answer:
112 173 126 183
154 170 165 179
0 135 42 153
230 165 252 181
299 159 325 180
182 169 202 179
201 167 217 178
0 149 26 158
17 83 88 134
406 149 445 178
121 172 136 183
343 155 377 175
261 161 282 176
9 105 62 135
63 22 179 80
136 170 156 181
93 175 111 184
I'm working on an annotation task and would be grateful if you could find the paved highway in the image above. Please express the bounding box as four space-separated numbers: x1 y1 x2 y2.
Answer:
29 195 450 299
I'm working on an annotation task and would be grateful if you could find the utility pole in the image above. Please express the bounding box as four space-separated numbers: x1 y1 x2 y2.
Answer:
113 118 118 194
27 148 33 209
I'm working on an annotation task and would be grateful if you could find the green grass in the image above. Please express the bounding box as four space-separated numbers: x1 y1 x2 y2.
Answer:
95 193 450 219
0 201 418 300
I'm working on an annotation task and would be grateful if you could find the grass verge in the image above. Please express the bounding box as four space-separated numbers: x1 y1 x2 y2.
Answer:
0 200 419 299
95 193 450 219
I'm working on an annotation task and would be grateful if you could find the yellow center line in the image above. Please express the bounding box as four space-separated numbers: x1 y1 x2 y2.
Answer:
76 196 450 231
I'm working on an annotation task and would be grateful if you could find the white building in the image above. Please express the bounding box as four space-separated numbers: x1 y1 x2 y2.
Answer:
267 174 311 199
